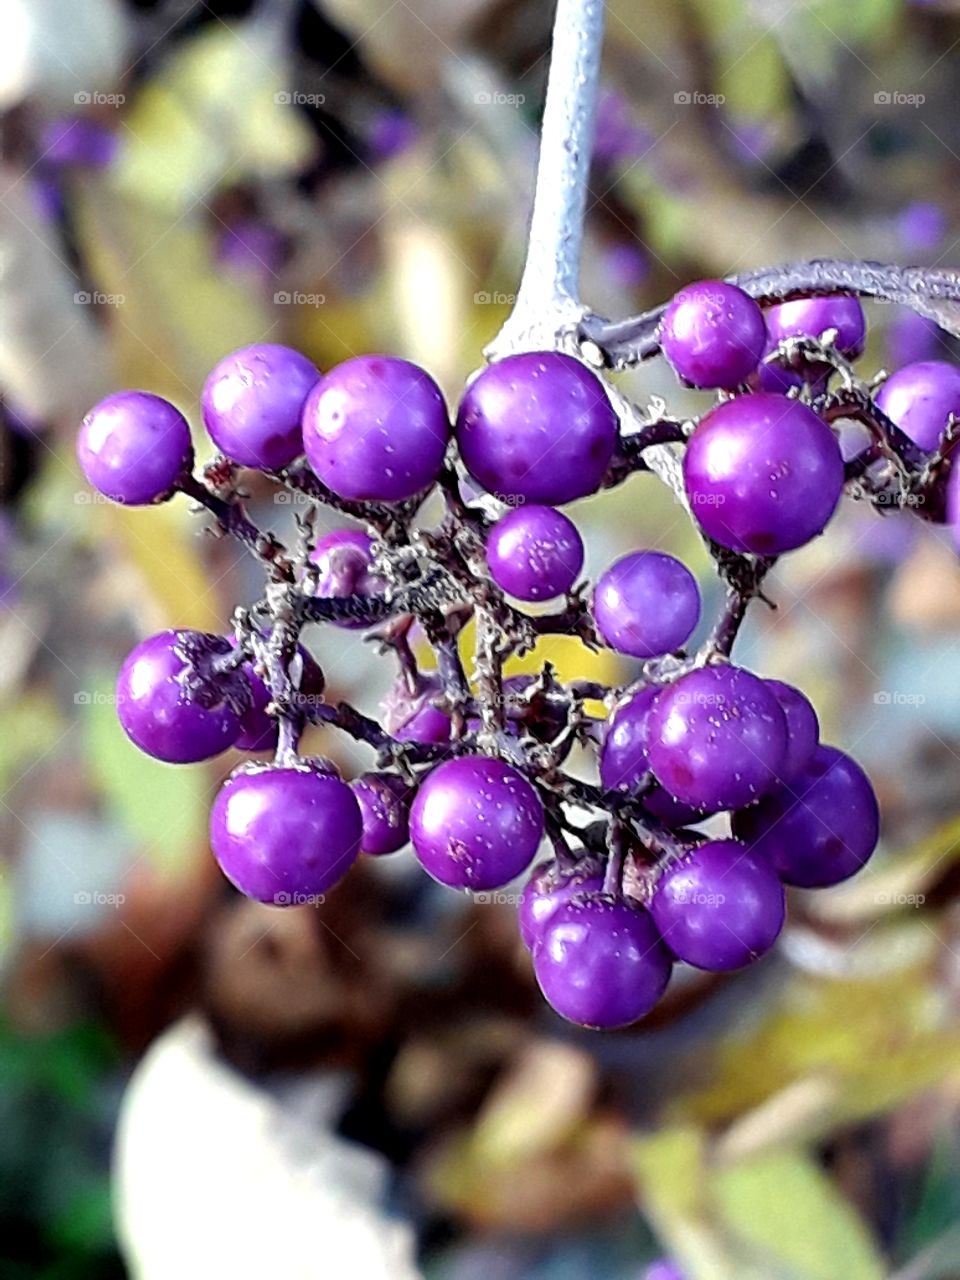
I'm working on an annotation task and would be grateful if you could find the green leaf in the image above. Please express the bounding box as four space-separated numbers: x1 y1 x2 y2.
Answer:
713 1149 886 1280
84 674 208 876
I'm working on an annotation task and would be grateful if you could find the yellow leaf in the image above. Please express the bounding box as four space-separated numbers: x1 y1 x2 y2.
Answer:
713 1149 886 1280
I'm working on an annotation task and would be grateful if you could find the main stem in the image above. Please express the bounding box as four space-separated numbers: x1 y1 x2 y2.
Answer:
486 0 605 359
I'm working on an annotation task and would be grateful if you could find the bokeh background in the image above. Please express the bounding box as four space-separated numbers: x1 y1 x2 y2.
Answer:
3 0 960 1277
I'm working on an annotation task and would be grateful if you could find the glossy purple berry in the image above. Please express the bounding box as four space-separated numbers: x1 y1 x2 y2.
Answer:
211 763 362 904
381 676 452 744
302 355 450 502
646 665 788 812
534 893 672 1029
455 352 618 505
309 529 383 629
485 504 584 602
683 393 844 555
733 745 879 887
650 839 785 972
766 679 819 782
409 756 545 890
234 660 275 751
517 859 604 952
593 552 700 658
599 688 706 827
659 281 766 390
875 360 960 453
352 772 411 855
78 391 193 505
116 630 241 763
769 295 866 354
201 344 319 470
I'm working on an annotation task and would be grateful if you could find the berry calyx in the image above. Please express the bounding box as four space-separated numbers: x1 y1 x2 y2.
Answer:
210 762 363 904
78 391 193 505
409 756 545 890
309 529 384 628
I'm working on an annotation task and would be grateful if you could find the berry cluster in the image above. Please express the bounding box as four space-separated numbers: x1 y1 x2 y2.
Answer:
77 278 952 1030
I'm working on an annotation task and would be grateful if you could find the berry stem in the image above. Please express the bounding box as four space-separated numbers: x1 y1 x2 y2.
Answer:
486 0 605 359
580 258 960 368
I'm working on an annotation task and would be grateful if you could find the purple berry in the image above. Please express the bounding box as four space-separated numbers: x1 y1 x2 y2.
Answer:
302 355 450 501
646 665 788 812
759 296 866 393
78 391 193 505
210 762 363 904
875 360 960 453
683 393 844 555
659 281 766 390
766 679 819 782
733 745 879 887
201 343 318 471
234 659 275 751
351 772 411 855
381 676 452 744
409 756 544 890
517 859 604 951
650 839 785 971
533 893 672 1028
593 551 700 658
599 688 706 827
43 117 118 168
764 295 866 358
642 1261 687 1280
116 630 241 763
309 529 383 628
231 644 324 752
485 504 584 602
455 352 618 505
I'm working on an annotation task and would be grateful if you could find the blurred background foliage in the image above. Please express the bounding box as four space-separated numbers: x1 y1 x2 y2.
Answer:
3 0 960 1276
